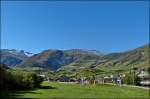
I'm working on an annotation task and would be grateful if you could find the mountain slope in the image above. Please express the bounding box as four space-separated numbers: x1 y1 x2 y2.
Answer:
0 49 33 67
17 49 103 70
95 44 149 73
60 44 149 72
1 44 149 72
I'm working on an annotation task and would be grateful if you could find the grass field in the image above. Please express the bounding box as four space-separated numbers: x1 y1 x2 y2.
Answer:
3 82 149 98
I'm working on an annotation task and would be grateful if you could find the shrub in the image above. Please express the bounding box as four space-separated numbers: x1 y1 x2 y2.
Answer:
0 65 43 90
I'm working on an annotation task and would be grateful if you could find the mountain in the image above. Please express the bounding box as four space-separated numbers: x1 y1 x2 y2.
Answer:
95 44 149 73
1 44 149 73
0 49 33 67
17 49 103 70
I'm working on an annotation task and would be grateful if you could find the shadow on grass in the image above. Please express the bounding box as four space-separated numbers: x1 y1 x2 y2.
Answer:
0 85 56 98
38 85 56 89
8 91 40 98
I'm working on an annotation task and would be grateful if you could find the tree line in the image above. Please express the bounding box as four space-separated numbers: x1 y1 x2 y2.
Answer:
0 64 43 90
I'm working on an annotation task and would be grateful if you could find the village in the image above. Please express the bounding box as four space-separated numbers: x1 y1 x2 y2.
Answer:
39 68 150 87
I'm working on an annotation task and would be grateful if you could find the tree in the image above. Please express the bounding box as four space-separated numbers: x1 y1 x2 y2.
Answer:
122 73 141 85
0 64 43 90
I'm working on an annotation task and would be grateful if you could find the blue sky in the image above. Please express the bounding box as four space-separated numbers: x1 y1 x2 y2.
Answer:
1 1 149 53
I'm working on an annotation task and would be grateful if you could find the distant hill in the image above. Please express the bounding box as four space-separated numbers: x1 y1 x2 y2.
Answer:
1 44 149 73
17 49 103 70
61 44 149 72
0 49 33 67
95 44 149 73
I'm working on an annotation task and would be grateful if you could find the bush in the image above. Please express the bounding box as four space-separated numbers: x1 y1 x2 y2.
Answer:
0 65 43 90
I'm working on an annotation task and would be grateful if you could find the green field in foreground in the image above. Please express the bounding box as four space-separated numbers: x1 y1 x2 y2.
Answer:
3 82 149 98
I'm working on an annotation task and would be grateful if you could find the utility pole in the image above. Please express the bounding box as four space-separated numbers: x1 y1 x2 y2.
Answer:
130 66 132 85
133 65 134 85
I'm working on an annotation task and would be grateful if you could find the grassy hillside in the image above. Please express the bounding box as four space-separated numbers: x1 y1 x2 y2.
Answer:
59 44 149 75
96 44 149 73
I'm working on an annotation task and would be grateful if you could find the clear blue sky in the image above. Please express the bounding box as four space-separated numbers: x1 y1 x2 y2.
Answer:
1 1 149 53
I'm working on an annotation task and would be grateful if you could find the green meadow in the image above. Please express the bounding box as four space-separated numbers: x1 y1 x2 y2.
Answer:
3 82 149 98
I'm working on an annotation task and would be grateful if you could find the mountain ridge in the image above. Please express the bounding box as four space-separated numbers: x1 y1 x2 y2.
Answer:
0 49 33 67
1 44 149 73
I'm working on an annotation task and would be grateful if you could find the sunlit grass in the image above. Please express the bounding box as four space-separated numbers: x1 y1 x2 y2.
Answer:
7 81 148 98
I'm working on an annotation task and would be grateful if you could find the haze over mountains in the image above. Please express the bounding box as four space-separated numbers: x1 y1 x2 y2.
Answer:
0 44 149 72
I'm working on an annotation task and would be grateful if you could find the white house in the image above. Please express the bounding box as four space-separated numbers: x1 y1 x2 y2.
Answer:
137 69 150 86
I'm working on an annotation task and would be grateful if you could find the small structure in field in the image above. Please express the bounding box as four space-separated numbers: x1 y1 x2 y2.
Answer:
56 75 70 82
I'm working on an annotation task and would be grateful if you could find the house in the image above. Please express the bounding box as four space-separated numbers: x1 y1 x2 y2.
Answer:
95 75 104 84
137 69 150 86
56 75 70 82
104 76 112 83
39 74 46 78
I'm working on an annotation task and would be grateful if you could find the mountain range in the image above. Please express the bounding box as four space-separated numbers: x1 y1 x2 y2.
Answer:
0 44 149 73
0 49 33 67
